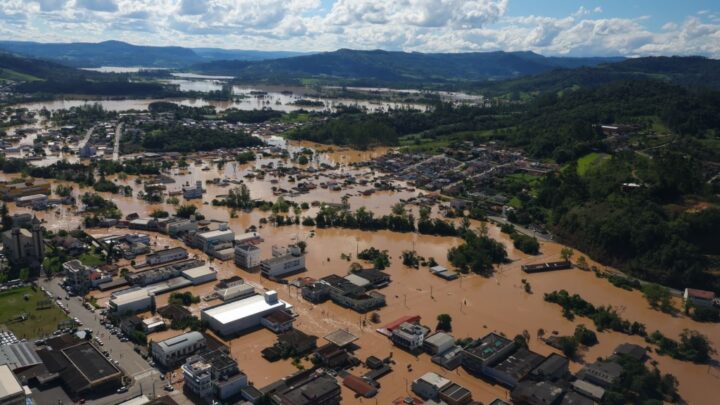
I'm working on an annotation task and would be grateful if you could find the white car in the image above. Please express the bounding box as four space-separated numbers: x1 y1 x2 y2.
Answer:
116 386 128 393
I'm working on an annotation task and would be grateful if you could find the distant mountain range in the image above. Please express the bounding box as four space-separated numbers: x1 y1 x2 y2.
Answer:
192 49 625 85
475 56 720 95
2 40 719 98
0 40 307 68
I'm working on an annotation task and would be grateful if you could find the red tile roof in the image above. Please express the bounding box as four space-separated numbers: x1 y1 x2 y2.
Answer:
343 375 376 397
383 315 421 332
686 288 716 300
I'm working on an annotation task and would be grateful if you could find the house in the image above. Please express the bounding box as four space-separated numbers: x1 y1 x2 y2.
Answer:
576 361 623 388
411 372 451 400
146 247 188 266
529 353 570 382
267 372 341 405
263 330 318 361
261 309 295 333
314 343 352 369
183 181 204 199
261 245 305 278
151 331 207 368
349 268 391 288
165 218 198 237
158 304 192 322
235 243 261 270
572 380 605 402
486 348 545 388
511 381 564 405
343 374 377 398
424 332 456 355
612 343 646 361
214 277 255 302
316 274 386 313
440 382 473 405
683 288 716 308
432 345 465 370
109 288 154 313
391 322 430 353
63 259 92 293
461 333 516 377
182 348 247 401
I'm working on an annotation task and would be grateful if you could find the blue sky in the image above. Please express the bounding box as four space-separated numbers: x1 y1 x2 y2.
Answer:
0 1 719 57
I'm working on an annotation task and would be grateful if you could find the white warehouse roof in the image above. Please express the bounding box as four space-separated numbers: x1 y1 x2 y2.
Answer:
202 293 290 326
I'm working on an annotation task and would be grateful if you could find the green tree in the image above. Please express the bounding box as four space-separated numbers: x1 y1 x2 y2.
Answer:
641 284 674 313
436 314 452 331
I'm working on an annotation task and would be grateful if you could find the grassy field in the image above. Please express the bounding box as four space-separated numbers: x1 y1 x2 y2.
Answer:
0 68 41 82
0 285 68 339
577 152 610 176
79 251 105 267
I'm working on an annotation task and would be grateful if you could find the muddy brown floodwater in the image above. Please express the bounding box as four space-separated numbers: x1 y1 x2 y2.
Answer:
4 143 718 405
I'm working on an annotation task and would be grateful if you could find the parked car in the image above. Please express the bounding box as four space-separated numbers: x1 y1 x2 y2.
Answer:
116 386 128 393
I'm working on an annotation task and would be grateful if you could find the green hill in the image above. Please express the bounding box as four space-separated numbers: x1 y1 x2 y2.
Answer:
477 56 720 96
193 49 623 86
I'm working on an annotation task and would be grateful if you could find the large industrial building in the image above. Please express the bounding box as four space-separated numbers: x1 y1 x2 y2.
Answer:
201 291 291 337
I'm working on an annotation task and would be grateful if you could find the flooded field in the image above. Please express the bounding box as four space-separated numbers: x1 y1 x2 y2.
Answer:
3 142 718 404
13 85 430 113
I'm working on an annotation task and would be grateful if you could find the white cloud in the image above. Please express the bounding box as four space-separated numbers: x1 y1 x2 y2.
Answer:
35 0 69 12
0 0 718 58
75 0 118 13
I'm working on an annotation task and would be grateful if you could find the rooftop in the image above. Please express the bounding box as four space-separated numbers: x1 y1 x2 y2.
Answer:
263 309 295 324
0 365 23 401
512 381 564 404
440 382 472 401
198 229 234 240
685 288 715 300
111 288 152 306
425 332 455 348
465 332 513 361
156 331 205 353
492 348 545 382
62 342 121 383
181 264 216 279
0 342 43 371
215 276 244 289
416 372 450 389
530 353 568 379
202 293 288 325
323 329 358 347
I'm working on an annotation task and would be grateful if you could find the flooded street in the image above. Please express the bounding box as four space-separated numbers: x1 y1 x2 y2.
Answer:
3 136 718 405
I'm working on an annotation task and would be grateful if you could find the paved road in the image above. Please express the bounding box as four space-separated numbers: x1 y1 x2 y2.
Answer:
112 122 123 161
78 126 95 151
38 278 183 404
488 215 553 242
